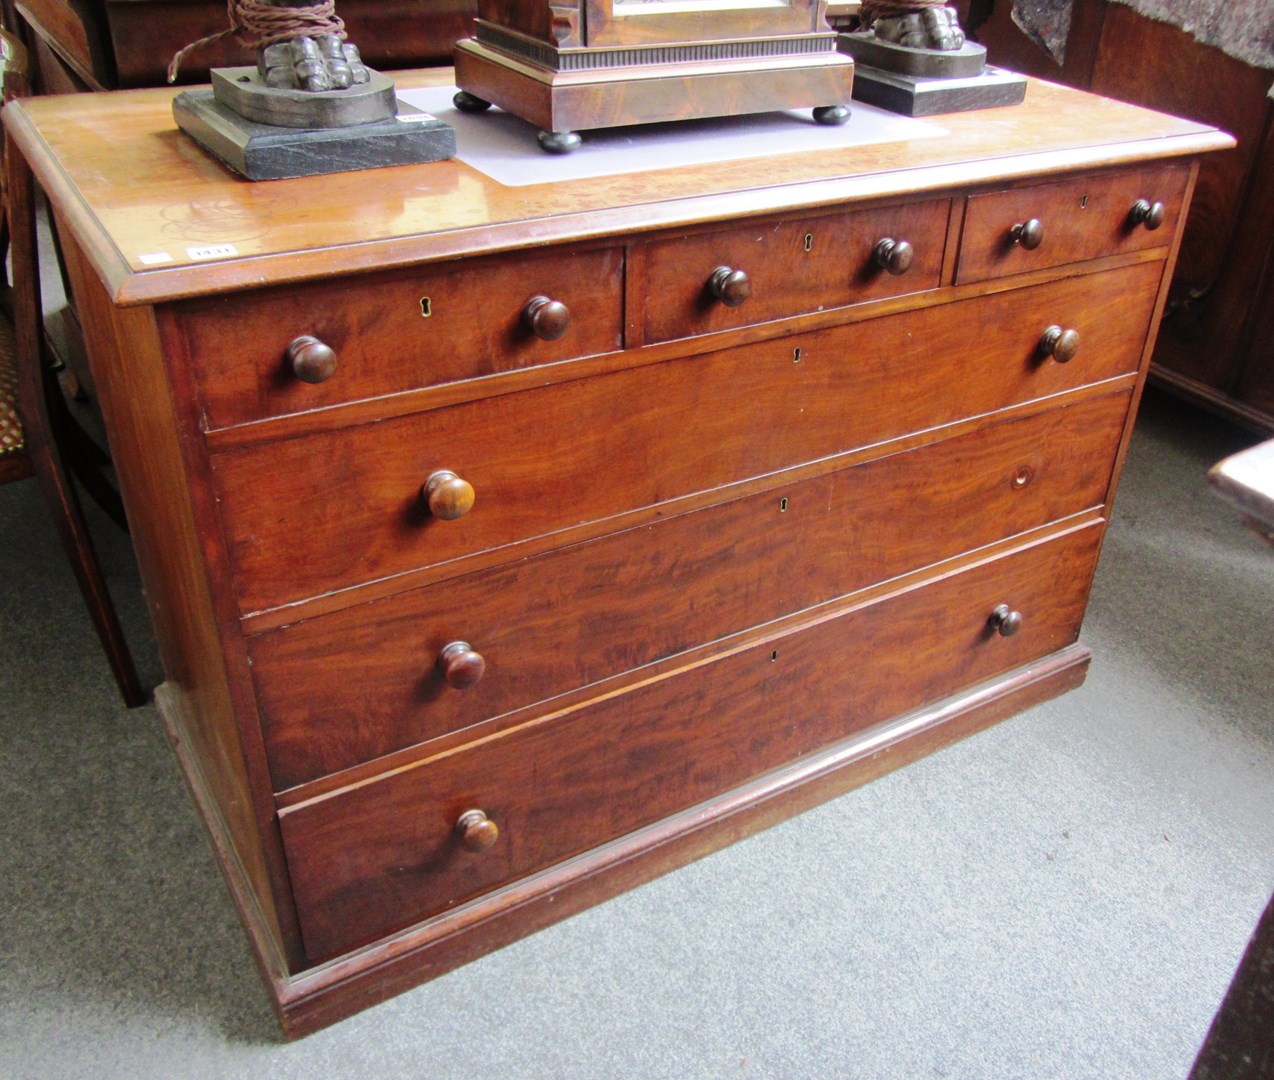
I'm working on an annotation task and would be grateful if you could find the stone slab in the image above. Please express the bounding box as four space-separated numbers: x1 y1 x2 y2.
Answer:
850 65 1028 117
173 90 456 181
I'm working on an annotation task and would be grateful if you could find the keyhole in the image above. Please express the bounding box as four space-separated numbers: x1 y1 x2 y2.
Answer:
1079 194 1089 209
780 497 789 512
804 233 814 252
793 347 802 364
420 297 433 318
770 650 779 662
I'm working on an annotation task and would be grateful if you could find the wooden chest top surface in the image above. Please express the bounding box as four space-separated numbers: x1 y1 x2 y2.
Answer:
4 67 1229 305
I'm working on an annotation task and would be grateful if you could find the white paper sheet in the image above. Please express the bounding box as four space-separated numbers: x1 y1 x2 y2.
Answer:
395 85 948 187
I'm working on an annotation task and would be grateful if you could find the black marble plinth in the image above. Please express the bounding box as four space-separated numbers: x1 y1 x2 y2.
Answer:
850 65 1027 117
173 90 456 181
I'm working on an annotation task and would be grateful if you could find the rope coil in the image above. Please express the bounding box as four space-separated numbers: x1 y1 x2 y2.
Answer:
167 0 346 83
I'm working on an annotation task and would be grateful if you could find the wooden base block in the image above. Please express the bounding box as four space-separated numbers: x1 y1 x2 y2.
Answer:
851 64 1027 117
453 39 854 141
172 90 456 181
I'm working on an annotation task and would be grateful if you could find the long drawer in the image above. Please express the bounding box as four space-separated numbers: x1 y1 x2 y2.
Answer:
278 522 1104 962
214 262 1160 615
252 392 1130 790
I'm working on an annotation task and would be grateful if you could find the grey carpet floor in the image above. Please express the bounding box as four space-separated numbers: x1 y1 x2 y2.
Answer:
1 389 1271 1080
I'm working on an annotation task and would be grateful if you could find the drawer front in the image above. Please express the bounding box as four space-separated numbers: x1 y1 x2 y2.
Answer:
215 261 1158 615
173 245 624 430
279 523 1104 962
957 164 1189 284
641 199 950 344
252 392 1130 790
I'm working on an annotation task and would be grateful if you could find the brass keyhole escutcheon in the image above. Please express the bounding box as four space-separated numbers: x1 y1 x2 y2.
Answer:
793 347 802 364
780 497 789 512
420 297 433 318
804 233 814 252
1012 466 1033 489
1080 194 1089 209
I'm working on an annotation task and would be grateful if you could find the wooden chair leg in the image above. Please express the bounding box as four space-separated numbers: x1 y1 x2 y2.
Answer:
27 417 147 706
6 127 147 708
42 361 129 530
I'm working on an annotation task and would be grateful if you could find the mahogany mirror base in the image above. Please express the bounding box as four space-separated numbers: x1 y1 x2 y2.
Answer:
452 37 855 151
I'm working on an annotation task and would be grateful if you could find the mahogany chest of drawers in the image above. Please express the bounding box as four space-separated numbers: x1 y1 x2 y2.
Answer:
3 70 1231 1036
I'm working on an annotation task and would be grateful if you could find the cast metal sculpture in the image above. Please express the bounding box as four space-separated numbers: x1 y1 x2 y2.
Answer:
839 0 1026 114
169 0 368 93
168 0 388 128
169 0 456 179
861 0 968 53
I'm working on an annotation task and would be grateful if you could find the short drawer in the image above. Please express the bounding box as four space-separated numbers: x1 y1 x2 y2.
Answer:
169 244 624 430
214 260 1159 615
640 198 950 344
251 392 1130 790
957 164 1189 283
278 522 1104 962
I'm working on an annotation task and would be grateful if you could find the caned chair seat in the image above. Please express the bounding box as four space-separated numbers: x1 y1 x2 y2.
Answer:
0 315 24 459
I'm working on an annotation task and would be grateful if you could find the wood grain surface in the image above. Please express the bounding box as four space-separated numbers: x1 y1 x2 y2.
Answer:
212 262 1160 617
173 242 624 429
1 71 1229 305
3 70 1230 1034
957 163 1188 283
641 196 949 343
280 522 1104 962
252 391 1129 790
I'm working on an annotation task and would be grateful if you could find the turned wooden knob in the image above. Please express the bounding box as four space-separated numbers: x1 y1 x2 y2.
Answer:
438 641 485 689
1010 219 1044 250
989 604 1023 637
455 809 499 852
708 266 752 308
287 335 338 384
522 295 571 341
1128 199 1166 231
1038 325 1081 363
873 237 914 276
422 470 475 520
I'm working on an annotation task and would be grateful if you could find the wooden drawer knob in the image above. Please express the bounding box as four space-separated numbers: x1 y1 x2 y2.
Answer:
873 237 914 276
522 295 571 341
456 809 499 852
708 266 752 308
989 604 1023 637
1128 199 1166 231
438 641 485 689
288 335 338 383
1038 325 1081 363
1010 219 1044 250
422 470 475 520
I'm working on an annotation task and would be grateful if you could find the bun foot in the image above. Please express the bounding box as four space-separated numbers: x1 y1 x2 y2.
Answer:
538 129 582 154
813 105 851 126
453 90 492 113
